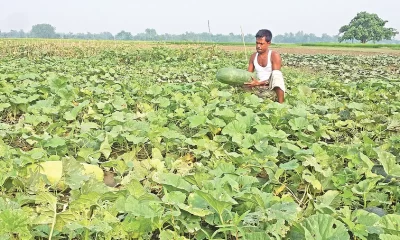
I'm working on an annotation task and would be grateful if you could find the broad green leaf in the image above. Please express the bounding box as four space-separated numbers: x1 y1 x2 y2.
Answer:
188 115 207 128
195 190 236 216
214 108 235 119
279 160 299 170
100 135 112 159
0 103 10 111
243 232 272 240
267 202 299 221
162 191 186 205
352 178 379 195
80 122 99 132
289 117 309 131
377 214 400 235
222 120 247 136
160 230 188 240
177 204 213 217
347 102 364 110
379 234 400 240
63 100 90 121
152 172 192 192
0 209 31 238
302 170 322 191
375 149 400 177
112 95 127 110
125 135 148 144
124 196 163 218
289 214 350 240
43 137 66 148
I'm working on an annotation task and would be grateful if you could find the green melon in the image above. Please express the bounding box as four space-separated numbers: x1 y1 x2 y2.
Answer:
216 68 255 86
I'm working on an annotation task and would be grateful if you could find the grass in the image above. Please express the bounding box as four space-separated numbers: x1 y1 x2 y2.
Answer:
300 42 400 49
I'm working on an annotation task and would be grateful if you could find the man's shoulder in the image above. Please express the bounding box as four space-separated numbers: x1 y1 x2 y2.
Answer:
249 52 257 61
270 50 281 61
270 50 281 57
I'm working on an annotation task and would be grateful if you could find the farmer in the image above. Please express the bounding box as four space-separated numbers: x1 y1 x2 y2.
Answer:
244 29 286 103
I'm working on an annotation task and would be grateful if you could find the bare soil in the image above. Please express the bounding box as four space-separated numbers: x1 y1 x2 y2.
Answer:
216 45 400 56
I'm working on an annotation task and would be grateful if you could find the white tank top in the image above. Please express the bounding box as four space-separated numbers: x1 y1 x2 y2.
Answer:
254 50 272 81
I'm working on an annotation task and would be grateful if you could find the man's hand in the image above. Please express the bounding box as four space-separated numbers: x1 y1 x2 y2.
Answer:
244 77 266 87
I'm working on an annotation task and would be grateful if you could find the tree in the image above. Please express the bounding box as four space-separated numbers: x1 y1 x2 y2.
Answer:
98 32 114 40
115 31 133 40
30 24 57 38
144 28 157 40
339 12 398 43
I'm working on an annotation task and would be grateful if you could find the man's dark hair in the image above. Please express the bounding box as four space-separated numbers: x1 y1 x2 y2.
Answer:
255 29 272 42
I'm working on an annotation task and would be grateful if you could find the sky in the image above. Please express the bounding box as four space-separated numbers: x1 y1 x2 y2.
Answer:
0 0 399 39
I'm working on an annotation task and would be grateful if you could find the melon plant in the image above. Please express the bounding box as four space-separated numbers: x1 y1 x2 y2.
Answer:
26 161 104 189
216 67 255 86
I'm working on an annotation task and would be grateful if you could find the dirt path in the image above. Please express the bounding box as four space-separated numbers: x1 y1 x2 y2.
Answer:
216 45 400 56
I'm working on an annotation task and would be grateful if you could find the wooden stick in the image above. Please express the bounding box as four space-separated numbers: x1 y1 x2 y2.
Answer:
240 26 248 62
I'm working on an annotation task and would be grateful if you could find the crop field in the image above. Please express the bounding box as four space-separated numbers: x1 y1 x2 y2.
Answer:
0 39 399 239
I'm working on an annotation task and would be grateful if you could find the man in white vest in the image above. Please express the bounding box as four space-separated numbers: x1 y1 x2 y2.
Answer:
244 29 286 103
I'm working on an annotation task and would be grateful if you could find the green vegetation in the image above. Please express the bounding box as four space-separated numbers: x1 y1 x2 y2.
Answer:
0 40 399 239
339 12 398 43
300 43 400 50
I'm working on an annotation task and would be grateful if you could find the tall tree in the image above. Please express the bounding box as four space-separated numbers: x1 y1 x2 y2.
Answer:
30 24 57 38
339 12 398 43
115 31 133 40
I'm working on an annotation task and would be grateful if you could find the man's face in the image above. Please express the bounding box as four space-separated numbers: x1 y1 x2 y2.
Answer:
256 37 270 53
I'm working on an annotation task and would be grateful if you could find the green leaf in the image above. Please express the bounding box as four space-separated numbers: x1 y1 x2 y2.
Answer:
379 234 400 240
280 160 299 170
195 190 235 216
289 117 309 131
347 102 364 110
112 95 127 110
124 196 163 218
177 203 213 217
100 135 112 159
63 100 89 121
80 122 99 133
162 191 186 205
125 135 148 144
267 202 299 221
377 214 400 235
375 149 400 177
222 120 247 136
302 170 322 191
188 115 207 128
0 103 10 111
289 214 350 240
44 137 66 148
152 173 192 192
160 230 188 240
352 178 379 195
0 209 31 238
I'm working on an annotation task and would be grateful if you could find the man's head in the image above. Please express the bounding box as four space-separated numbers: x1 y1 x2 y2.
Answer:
256 29 272 42
255 29 272 53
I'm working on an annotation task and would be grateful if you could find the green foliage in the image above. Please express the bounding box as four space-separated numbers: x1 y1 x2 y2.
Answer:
30 23 57 38
115 30 133 40
339 12 399 43
0 40 399 239
301 43 400 50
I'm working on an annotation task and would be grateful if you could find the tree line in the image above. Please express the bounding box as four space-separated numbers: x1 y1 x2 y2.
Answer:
0 12 398 43
0 24 341 43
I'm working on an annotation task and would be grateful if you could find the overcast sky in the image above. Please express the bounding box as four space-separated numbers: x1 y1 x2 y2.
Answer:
1 0 399 39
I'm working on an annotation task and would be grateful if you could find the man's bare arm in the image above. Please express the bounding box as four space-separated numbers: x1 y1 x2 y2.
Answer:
271 51 285 103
